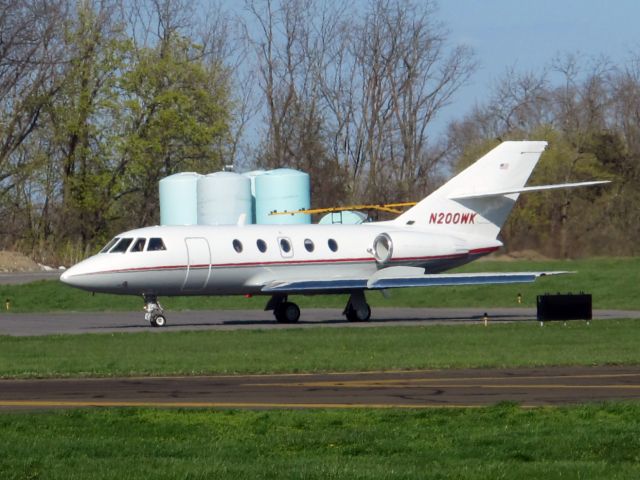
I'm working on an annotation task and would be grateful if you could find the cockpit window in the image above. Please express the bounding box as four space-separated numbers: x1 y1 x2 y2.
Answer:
147 238 167 251
110 238 133 253
100 237 120 253
131 238 146 252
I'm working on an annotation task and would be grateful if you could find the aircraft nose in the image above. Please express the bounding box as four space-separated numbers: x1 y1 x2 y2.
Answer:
59 267 75 286
58 258 117 293
60 264 88 288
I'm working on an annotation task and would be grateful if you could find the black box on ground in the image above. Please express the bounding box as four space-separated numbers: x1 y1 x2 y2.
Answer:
536 293 592 321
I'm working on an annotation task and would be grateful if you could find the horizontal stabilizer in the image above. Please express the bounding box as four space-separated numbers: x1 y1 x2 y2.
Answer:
449 180 610 200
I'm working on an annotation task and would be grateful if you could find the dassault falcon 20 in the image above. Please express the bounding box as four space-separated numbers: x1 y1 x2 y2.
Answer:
60 141 608 327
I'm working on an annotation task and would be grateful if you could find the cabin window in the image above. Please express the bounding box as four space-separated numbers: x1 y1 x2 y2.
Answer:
147 238 167 251
100 237 120 253
257 239 267 253
111 238 133 253
279 238 291 253
233 239 243 253
328 238 338 252
304 238 314 252
131 238 146 252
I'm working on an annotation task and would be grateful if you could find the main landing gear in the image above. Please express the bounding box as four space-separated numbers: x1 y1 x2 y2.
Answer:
144 294 167 327
343 290 371 322
265 291 372 324
266 295 301 323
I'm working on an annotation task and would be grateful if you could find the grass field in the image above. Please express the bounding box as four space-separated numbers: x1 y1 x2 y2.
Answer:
1 319 638 378
0 257 639 313
1 404 640 479
1 257 638 478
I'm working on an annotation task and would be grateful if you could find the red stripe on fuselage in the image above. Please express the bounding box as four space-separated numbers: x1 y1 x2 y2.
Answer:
75 246 498 277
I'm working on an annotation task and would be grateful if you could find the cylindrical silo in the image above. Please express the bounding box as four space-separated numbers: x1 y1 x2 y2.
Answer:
242 170 266 225
255 168 311 224
197 172 253 225
159 172 201 225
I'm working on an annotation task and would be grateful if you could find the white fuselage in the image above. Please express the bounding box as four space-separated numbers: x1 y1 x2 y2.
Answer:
58 141 606 328
60 223 500 297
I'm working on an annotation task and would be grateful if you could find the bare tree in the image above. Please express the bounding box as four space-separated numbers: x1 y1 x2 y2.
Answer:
0 0 72 257
245 0 310 165
0 0 68 185
445 54 640 257
243 0 475 205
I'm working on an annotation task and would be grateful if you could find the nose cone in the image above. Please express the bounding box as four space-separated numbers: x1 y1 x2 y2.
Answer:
59 269 70 283
59 265 80 287
59 256 128 294
59 258 101 290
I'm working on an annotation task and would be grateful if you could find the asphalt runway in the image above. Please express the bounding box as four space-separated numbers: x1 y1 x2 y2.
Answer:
1 307 639 336
0 271 61 285
1 366 639 410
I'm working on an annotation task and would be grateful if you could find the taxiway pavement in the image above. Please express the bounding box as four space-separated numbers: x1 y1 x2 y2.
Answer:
2 307 639 336
0 271 61 285
1 366 639 410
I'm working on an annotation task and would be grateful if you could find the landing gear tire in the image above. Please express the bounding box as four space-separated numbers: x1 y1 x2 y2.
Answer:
150 314 167 328
346 303 371 322
275 302 300 323
144 294 166 327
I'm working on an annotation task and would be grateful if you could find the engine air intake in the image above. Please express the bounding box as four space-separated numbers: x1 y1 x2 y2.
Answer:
373 233 393 264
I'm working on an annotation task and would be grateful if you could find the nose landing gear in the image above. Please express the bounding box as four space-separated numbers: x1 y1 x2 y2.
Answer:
144 294 166 327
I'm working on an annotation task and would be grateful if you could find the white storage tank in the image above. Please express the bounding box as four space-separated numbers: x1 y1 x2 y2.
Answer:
319 210 367 225
255 168 311 224
242 169 266 197
242 170 266 225
159 172 201 225
197 172 252 225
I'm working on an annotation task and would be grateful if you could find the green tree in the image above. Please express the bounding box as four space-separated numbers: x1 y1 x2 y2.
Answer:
48 0 129 249
507 126 612 257
118 33 231 226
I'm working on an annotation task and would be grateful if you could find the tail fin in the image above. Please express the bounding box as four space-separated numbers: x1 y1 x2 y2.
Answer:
392 141 548 239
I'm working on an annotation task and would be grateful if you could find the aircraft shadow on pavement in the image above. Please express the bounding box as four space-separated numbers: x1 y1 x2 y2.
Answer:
86 313 535 331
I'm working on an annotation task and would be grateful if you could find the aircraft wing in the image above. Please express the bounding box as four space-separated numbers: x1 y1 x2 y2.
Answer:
366 270 569 289
262 278 368 293
260 267 570 294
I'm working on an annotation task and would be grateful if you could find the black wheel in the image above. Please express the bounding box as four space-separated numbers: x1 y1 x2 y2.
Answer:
346 303 371 322
275 302 300 323
151 314 167 327
284 302 300 323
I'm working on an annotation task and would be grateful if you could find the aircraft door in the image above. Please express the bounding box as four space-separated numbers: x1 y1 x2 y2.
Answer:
183 237 211 291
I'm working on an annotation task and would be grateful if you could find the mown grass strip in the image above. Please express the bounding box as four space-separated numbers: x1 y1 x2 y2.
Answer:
1 257 638 313
1 320 639 379
1 403 640 479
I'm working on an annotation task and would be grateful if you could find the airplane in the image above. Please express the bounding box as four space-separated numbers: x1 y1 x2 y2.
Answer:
60 141 608 327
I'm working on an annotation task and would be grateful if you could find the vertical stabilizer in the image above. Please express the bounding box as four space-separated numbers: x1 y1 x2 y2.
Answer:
392 141 548 238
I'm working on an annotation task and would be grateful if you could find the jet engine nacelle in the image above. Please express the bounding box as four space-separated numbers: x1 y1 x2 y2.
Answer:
372 231 468 265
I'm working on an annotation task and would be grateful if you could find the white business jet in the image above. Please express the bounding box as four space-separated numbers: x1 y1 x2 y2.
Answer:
60 141 608 327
